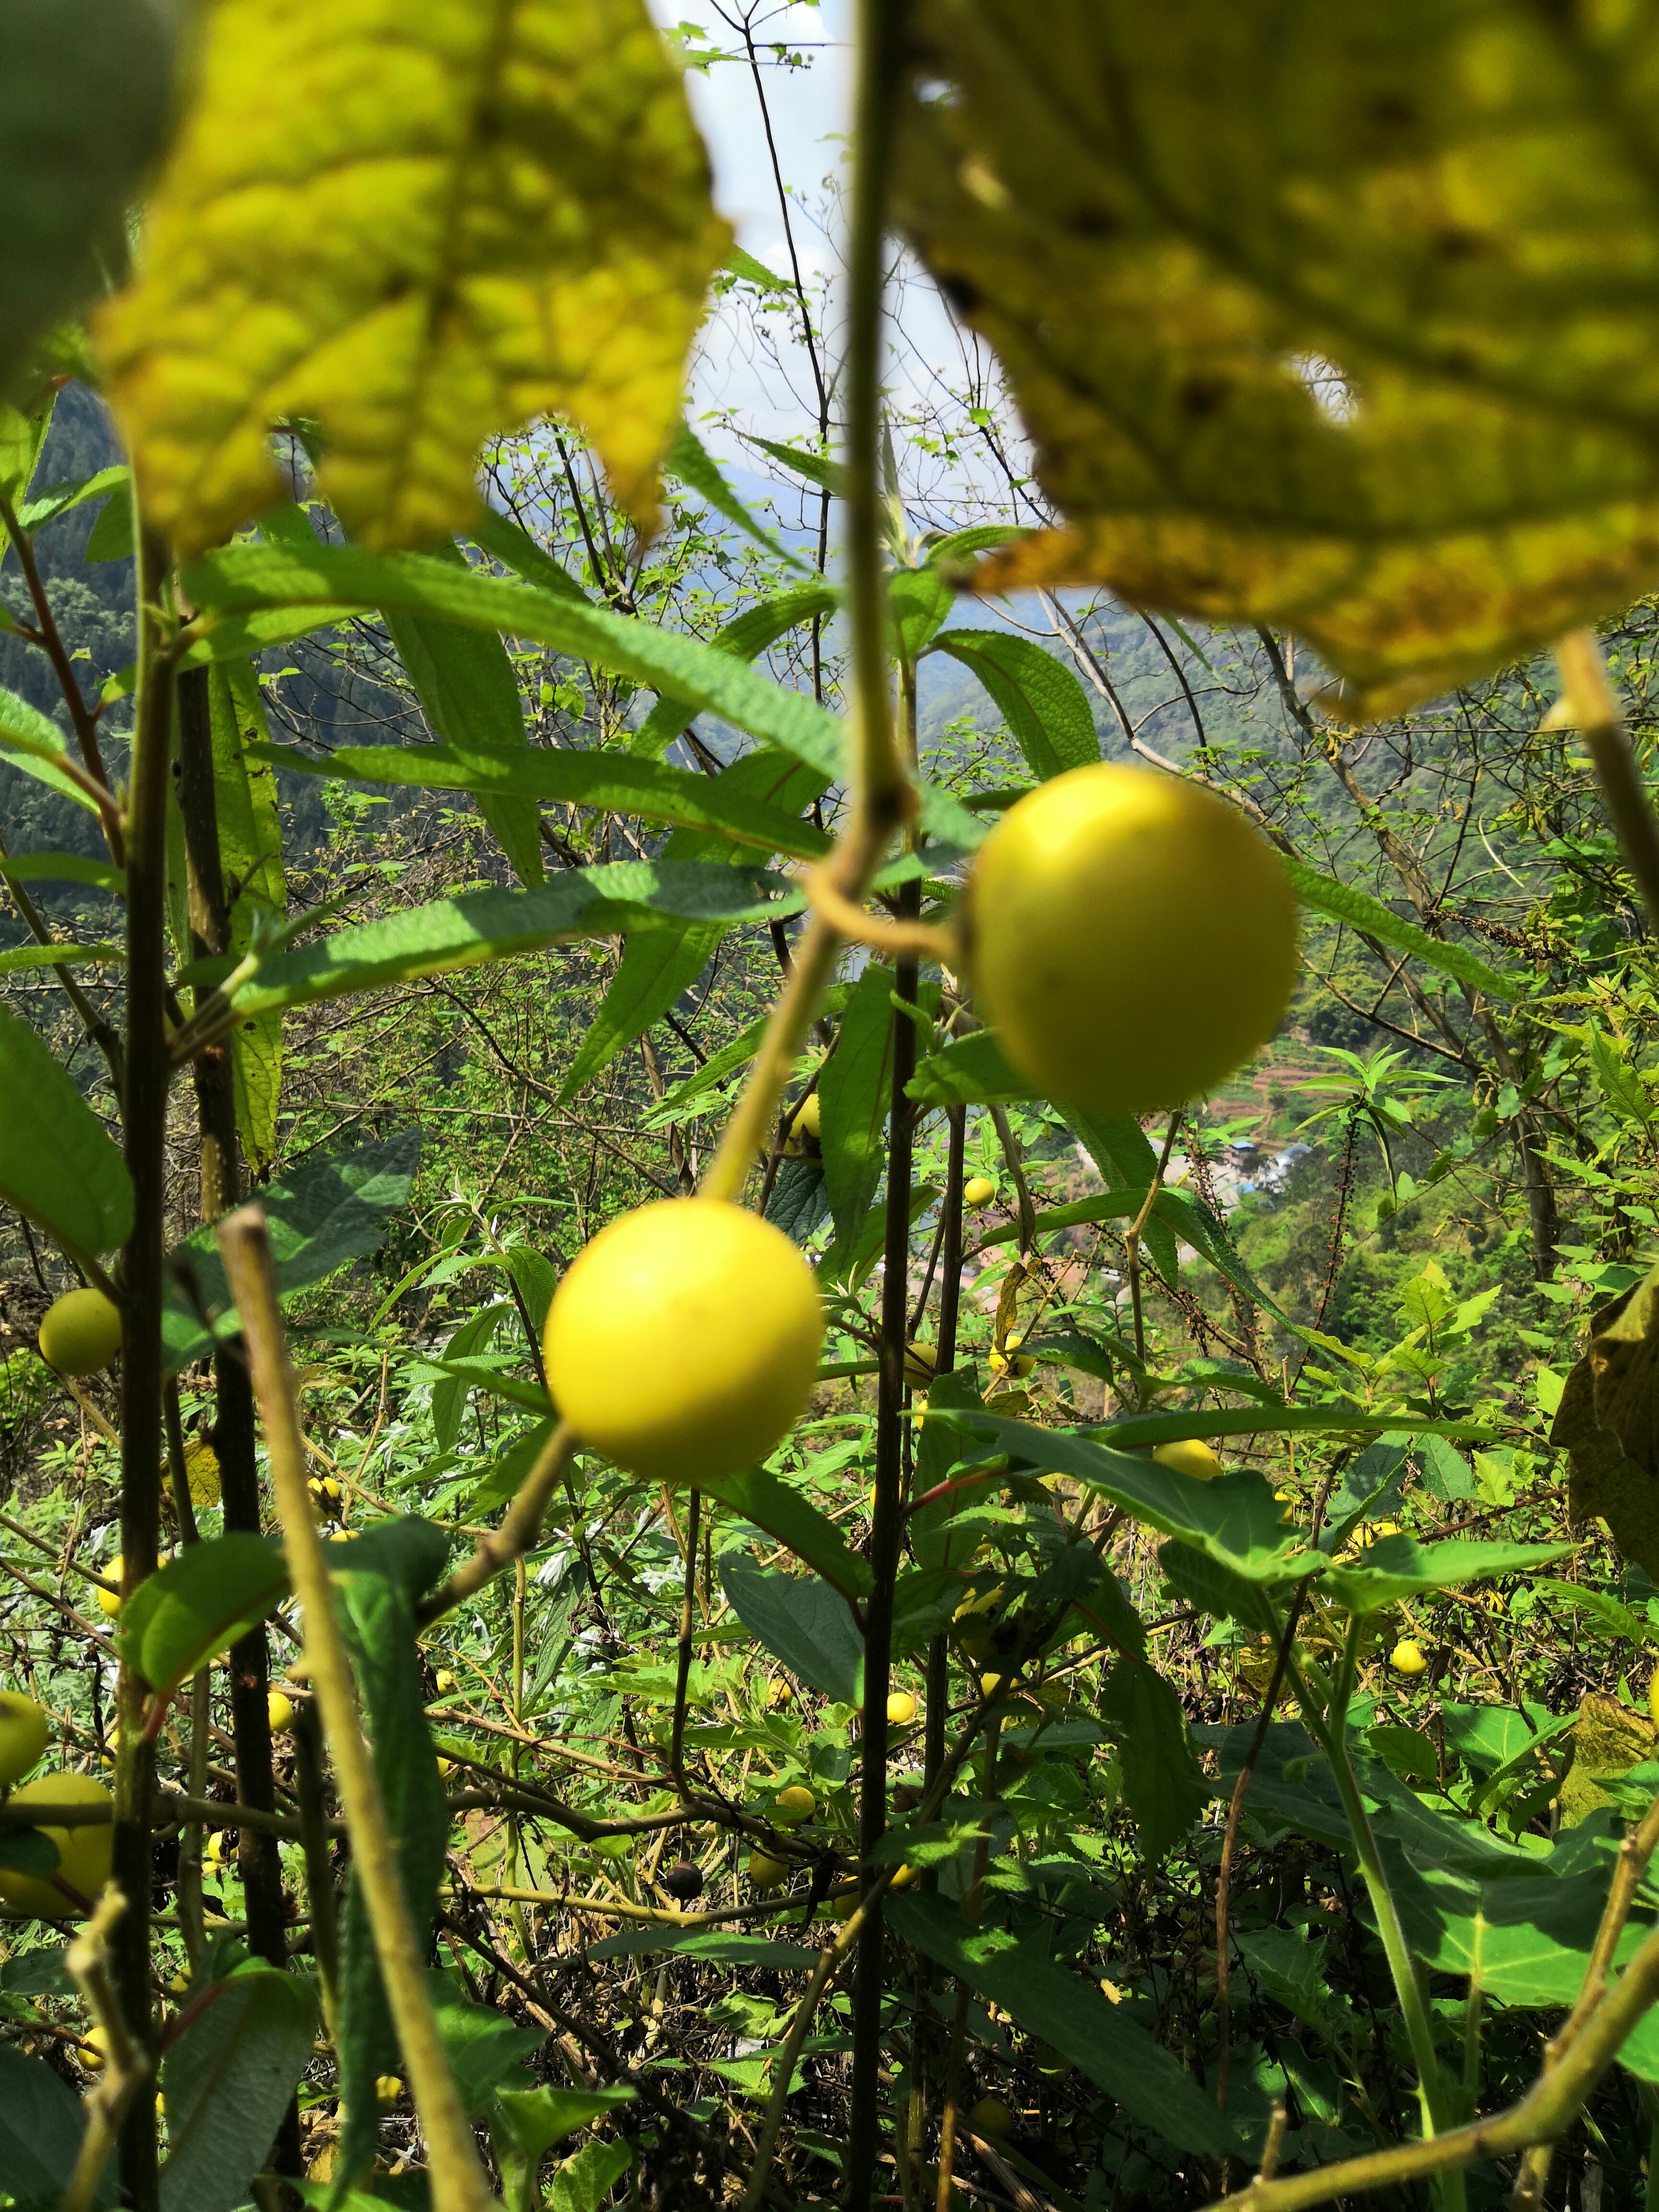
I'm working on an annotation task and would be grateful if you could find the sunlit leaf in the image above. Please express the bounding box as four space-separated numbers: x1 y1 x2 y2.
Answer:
0 1007 132 1262
898 0 1659 717
98 0 729 552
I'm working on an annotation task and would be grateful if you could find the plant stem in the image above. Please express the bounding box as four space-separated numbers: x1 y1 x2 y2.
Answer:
1555 630 1659 936
216 1205 495 2212
112 522 176 2212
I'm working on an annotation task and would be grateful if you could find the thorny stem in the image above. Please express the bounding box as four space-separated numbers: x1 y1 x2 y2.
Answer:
216 1205 496 2212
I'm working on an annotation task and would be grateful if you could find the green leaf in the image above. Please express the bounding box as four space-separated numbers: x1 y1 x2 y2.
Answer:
207 660 288 1170
586 1928 816 1966
222 862 805 1024
820 964 896 1243
0 943 123 975
929 631 1099 780
747 435 847 498
974 1183 1287 1322
84 488 136 565
942 1412 1307 1584
430 1972 544 2116
627 584 838 758
431 1304 514 1456
0 1006 132 1262
563 752 829 1100
183 542 986 850
385 588 545 890
0 2040 114 2208
118 1535 289 1709
1283 857 1522 1002
16 463 129 535
718 1558 864 1704
1318 1536 1578 1618
1157 1540 1283 1638
257 739 831 862
722 247 791 291
1099 1658 1209 1860
100 0 727 552
550 2139 633 2212
905 1029 1031 1108
1097 1407 1498 1450
162 1130 420 1372
493 2084 637 2165
0 0 174 391
895 0 1659 718
468 507 591 603
667 421 808 571
331 1520 452 2190
889 567 955 663
1 851 124 893
699 1467 873 1603
0 683 102 816
1063 1107 1177 1280
159 1965 318 2212
889 1894 1241 2157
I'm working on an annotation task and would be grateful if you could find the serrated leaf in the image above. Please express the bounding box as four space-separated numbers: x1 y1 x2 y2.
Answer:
1283 857 1522 1002
1099 1657 1208 1860
0 0 173 391
718 1558 864 1704
626 583 838 759
896 0 1659 719
699 1467 873 1603
256 738 831 861
1318 1535 1578 1616
98 0 728 551
162 1130 420 1371
930 630 1099 780
905 1029 1031 1108
667 420 807 571
159 1966 318 2212
0 685 102 817
118 1534 289 1711
889 1893 1240 2157
0 1007 132 1262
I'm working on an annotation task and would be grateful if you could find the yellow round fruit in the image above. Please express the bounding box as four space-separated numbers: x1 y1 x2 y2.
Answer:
543 1200 824 1485
266 1692 294 1734
0 1692 49 1789
962 764 1298 1111
887 1690 918 1727
1152 1438 1224 1482
376 2074 404 2104
434 1669 457 1694
80 2024 110 2073
784 1092 822 1155
182 1437 220 1508
1649 1672 1659 1731
37 1288 122 1377
203 1828 227 1865
0 1774 113 1916
1391 1639 1430 1678
968 2096 1012 2139
890 1863 918 1891
833 1888 859 1922
747 1850 789 1892
989 1333 1036 1380
765 1677 793 1709
962 1176 997 1208
904 1340 938 1385
774 1785 816 1827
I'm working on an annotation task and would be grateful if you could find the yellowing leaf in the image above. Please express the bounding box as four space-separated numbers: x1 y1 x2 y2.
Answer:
98 0 729 553
898 0 1659 718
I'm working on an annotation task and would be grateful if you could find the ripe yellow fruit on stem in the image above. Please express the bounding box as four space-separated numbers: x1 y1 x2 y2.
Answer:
80 2024 110 2073
989 1332 1035 1379
773 1785 815 1827
0 1692 49 1788
962 763 1298 1111
543 1199 823 1484
747 1849 789 1891
962 1176 996 1208
375 2074 404 2104
1391 1638 1429 1678
968 2096 1012 2139
266 1692 294 1733
887 1690 918 1727
433 1669 457 1694
38 1288 122 1378
783 1091 821 1155
1152 1437 1224 1482
0 1774 113 1916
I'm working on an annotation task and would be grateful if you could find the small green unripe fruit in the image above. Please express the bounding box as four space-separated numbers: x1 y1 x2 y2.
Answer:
887 1690 918 1727
962 1176 996 1208
963 764 1298 1110
748 1849 789 1891
0 1774 112 1916
1392 1638 1429 1678
968 2096 1012 2139
543 1200 823 1485
0 1693 48 1788
1153 1437 1224 1482
38 1289 122 1377
774 1785 815 1827
903 1340 938 1384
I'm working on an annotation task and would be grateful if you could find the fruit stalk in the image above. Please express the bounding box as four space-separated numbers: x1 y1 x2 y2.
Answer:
216 1205 495 2212
111 522 176 2212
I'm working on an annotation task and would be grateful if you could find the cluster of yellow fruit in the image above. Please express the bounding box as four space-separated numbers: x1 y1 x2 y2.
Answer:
533 767 1295 1490
0 1692 111 1917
